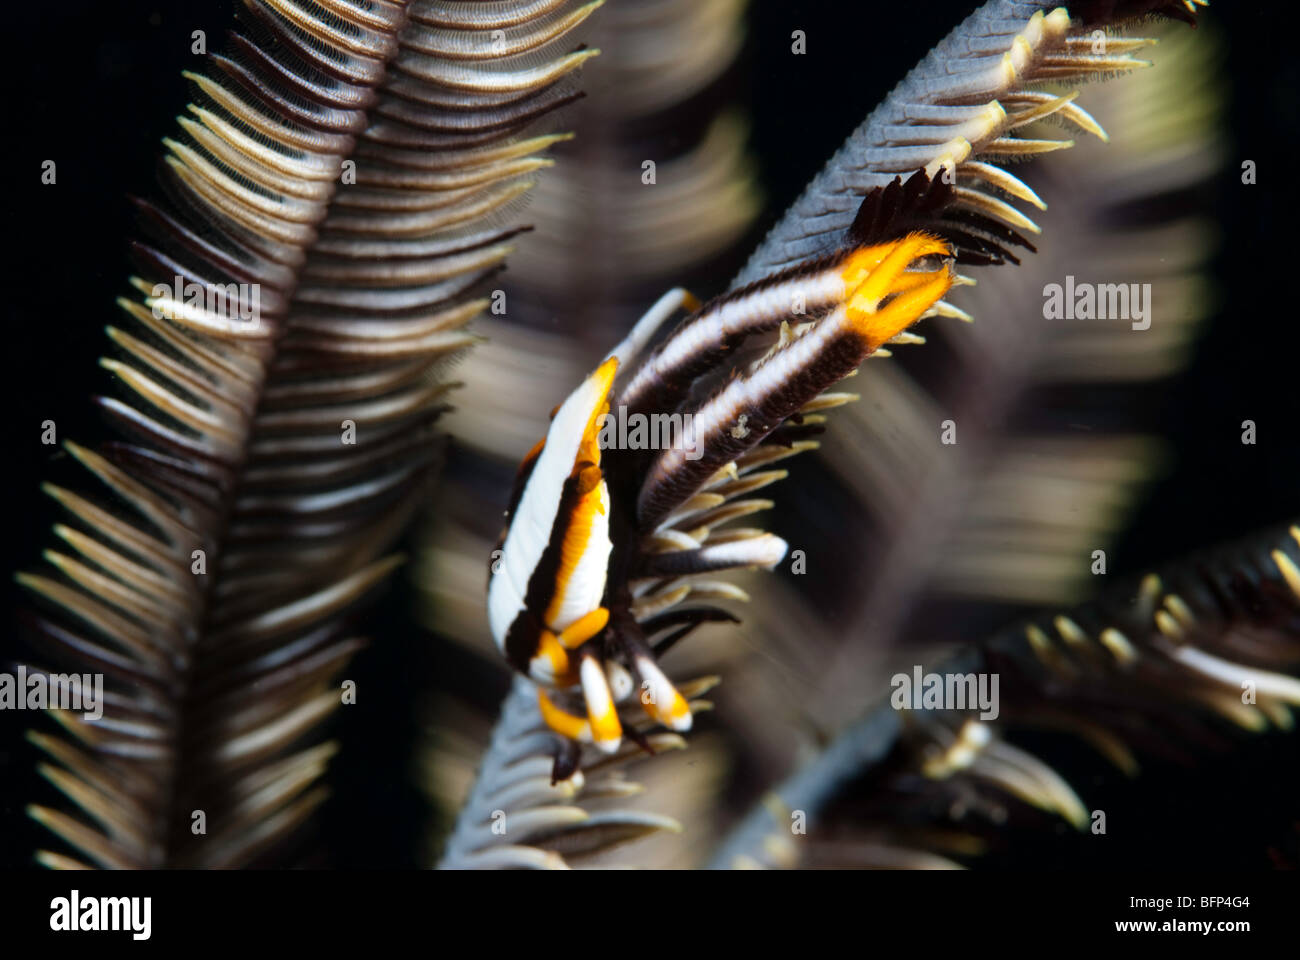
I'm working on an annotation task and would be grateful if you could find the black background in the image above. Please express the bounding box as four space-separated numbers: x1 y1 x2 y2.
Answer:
1 0 1297 871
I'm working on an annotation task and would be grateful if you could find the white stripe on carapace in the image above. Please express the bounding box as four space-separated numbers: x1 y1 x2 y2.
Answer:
487 357 618 653
619 245 898 413
636 234 952 529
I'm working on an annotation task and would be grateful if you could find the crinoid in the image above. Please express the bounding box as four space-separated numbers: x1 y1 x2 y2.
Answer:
710 522 1300 869
9 0 601 869
6 0 1296 875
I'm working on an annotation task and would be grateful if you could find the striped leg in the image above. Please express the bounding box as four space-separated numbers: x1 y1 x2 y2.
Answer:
556 606 609 649
578 651 623 753
613 615 694 733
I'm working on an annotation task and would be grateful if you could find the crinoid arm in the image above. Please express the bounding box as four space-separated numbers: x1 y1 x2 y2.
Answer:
710 522 1300 870
19 0 600 869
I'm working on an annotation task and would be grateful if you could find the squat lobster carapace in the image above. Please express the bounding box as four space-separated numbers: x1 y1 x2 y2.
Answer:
488 356 637 754
488 225 955 775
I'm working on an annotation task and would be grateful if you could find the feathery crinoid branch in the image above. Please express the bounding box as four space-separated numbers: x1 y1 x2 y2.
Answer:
709 521 1300 869
735 0 1208 285
740 6 1226 758
442 0 1212 868
17 0 600 869
437 674 710 868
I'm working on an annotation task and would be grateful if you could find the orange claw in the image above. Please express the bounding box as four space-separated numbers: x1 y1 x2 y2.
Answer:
849 269 953 351
538 688 592 743
557 607 610 649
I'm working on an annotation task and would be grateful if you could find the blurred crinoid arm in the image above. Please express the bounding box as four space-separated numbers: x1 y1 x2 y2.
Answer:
709 522 1300 869
422 0 760 867
416 0 761 639
16 0 600 870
